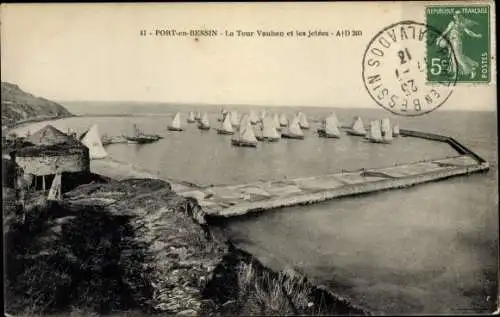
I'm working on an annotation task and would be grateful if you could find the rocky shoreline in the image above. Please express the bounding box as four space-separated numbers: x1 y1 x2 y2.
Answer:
4 175 371 316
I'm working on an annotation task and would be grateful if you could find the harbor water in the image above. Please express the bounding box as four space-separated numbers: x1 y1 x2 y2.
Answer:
10 103 499 314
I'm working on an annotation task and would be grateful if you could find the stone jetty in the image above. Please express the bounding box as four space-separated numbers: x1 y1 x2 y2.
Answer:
178 130 490 218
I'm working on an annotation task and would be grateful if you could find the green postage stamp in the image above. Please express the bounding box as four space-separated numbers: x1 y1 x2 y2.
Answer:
426 5 491 83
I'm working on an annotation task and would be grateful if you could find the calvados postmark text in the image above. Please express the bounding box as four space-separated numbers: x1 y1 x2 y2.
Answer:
362 21 457 116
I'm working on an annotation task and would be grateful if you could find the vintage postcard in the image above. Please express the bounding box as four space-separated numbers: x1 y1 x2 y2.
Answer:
1 2 497 316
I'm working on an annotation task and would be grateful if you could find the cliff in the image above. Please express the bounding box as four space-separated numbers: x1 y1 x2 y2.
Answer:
4 177 371 316
1 82 72 127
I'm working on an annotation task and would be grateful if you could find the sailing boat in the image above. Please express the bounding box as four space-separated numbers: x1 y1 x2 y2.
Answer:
187 111 196 123
260 116 281 142
168 112 184 131
124 124 161 143
392 123 400 137
366 120 385 143
346 116 366 136
217 112 234 135
297 112 310 129
282 115 304 139
197 112 211 130
80 124 109 159
279 113 288 127
231 121 258 147
249 110 260 125
47 172 62 201
317 113 341 138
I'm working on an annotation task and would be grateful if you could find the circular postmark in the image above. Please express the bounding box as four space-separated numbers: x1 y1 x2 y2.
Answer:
362 20 458 116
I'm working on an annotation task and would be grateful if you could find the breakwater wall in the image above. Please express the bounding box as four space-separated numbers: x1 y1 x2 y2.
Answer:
206 161 488 218
180 130 489 218
399 129 488 164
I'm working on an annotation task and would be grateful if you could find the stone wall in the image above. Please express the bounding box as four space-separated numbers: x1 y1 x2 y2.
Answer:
15 152 89 176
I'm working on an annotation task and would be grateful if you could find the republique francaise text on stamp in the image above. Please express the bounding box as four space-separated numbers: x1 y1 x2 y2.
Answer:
426 5 491 84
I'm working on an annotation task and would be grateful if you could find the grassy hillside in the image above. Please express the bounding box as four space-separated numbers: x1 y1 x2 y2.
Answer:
1 82 72 126
4 176 371 316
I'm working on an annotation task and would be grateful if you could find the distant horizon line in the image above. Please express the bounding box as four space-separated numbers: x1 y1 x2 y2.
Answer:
57 100 495 112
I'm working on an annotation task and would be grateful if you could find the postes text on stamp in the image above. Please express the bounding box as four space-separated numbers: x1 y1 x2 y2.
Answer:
362 21 457 117
426 5 490 83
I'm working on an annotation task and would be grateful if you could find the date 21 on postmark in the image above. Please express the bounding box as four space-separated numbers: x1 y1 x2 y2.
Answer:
426 5 491 83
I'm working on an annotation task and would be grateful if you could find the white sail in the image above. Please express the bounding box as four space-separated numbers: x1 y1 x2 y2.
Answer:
195 112 201 120
80 124 108 159
230 111 240 127
368 120 382 141
324 114 341 137
279 113 288 126
262 116 281 140
297 112 310 129
220 113 234 133
169 112 182 129
200 113 210 127
329 112 340 126
47 173 62 201
393 123 400 136
187 111 195 122
240 122 258 144
351 116 365 134
288 115 304 137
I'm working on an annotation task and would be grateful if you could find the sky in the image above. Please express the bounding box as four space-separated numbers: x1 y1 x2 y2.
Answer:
1 2 496 110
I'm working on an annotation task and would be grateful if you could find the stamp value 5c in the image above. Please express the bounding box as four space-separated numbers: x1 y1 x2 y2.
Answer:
426 5 491 83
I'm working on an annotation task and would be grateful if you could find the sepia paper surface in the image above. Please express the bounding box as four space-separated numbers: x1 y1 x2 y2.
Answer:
1 2 497 108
